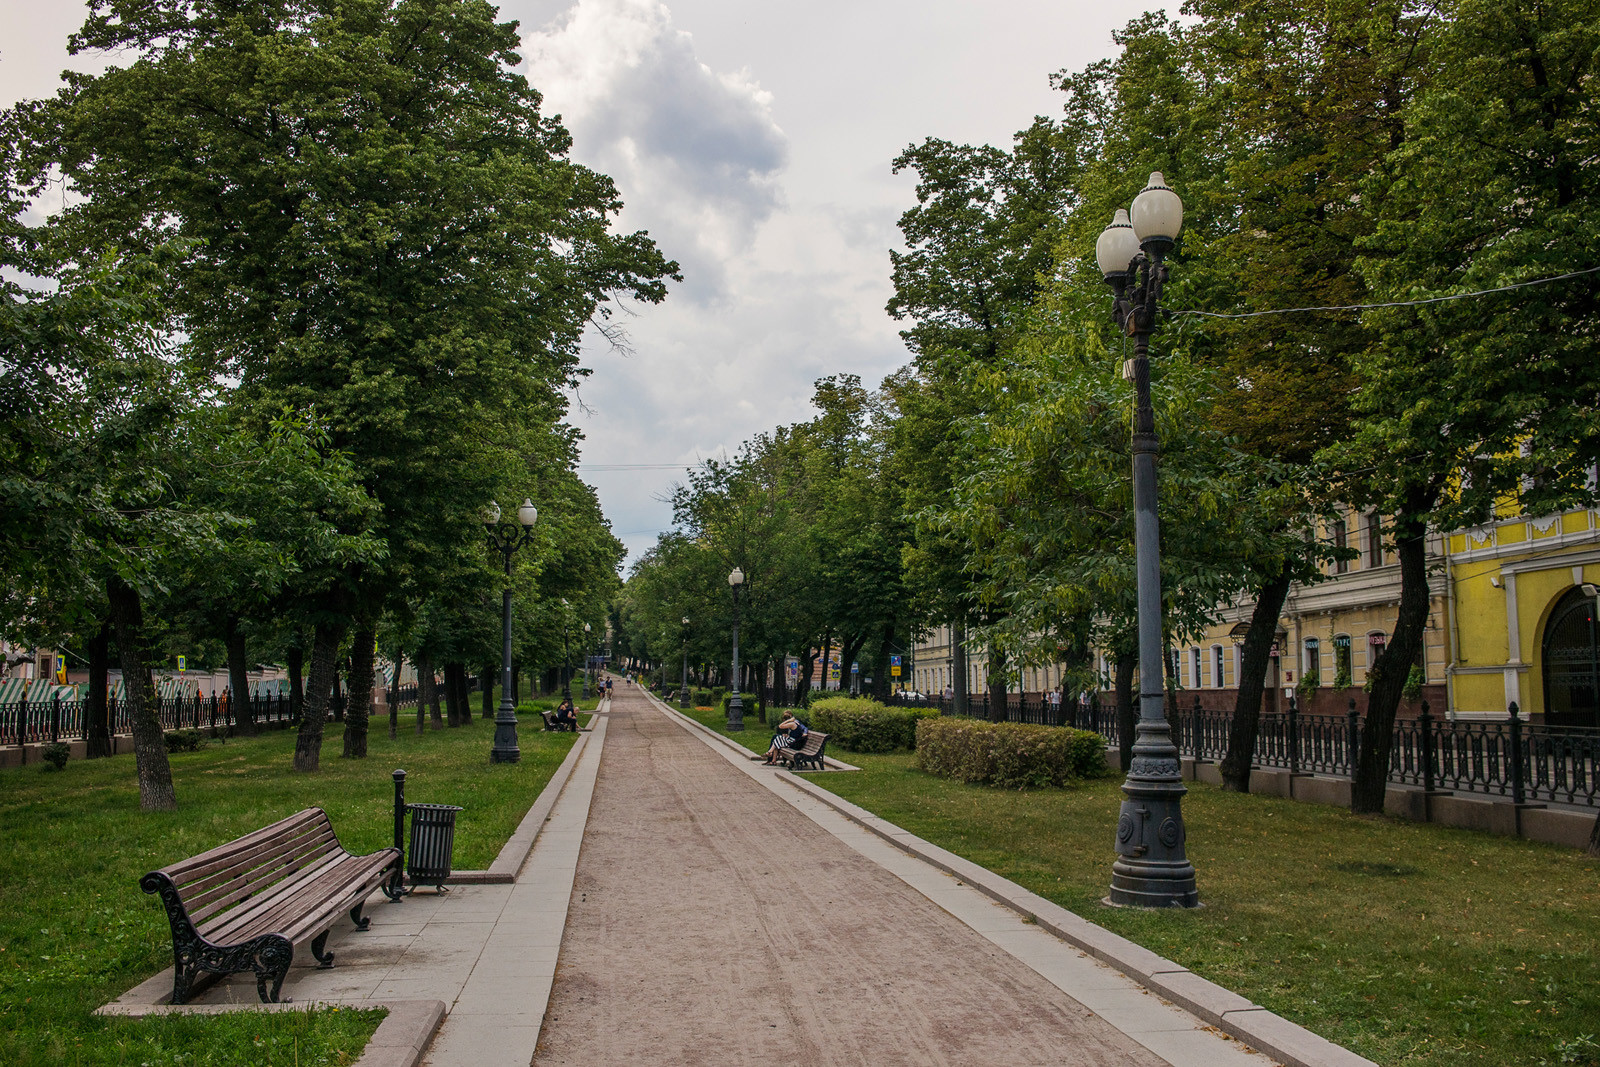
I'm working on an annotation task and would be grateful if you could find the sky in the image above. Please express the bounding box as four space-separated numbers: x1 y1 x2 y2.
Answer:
0 0 1152 569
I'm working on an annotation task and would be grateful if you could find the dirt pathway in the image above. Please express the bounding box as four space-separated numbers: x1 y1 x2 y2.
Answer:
532 686 1167 1066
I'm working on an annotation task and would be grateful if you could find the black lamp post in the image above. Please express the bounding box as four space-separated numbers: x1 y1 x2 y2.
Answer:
484 498 538 764
582 622 592 698
727 567 745 731
1095 173 1199 908
560 599 573 704
679 617 691 707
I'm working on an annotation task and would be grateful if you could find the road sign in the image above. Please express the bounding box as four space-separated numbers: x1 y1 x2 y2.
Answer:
851 662 859 672
889 655 901 666
177 655 187 673
891 665 902 677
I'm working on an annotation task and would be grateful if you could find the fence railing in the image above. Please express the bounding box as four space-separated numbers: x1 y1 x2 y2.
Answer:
886 692 1600 810
0 689 348 749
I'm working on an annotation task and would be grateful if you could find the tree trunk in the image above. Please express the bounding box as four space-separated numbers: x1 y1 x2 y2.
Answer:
225 614 254 736
106 578 176 810
1115 647 1137 771
342 620 375 758
839 632 867 696
952 618 970 716
415 654 433 735
1221 567 1294 792
796 646 817 705
1353 505 1432 813
293 620 346 772
287 645 304 723
86 621 111 759
819 628 833 693
986 646 1007 722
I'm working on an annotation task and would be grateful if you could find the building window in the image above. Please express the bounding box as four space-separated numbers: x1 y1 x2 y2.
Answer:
1191 648 1202 689
1333 514 1349 573
1333 634 1353 688
1303 637 1321 680
1366 513 1384 568
1212 645 1225 688
1367 632 1387 667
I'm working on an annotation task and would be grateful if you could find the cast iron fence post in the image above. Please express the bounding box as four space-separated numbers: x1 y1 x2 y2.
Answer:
1508 701 1526 806
50 694 60 743
1190 696 1203 760
1419 700 1435 795
386 768 409 901
1288 695 1301 775
1346 698 1360 777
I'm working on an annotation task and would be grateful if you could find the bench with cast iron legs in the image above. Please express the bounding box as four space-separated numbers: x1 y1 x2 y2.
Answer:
140 807 400 1004
776 730 829 771
541 710 577 732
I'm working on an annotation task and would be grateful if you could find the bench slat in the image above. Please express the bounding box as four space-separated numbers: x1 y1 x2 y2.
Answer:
175 819 339 894
182 829 341 920
161 809 327 884
213 853 394 949
198 850 349 943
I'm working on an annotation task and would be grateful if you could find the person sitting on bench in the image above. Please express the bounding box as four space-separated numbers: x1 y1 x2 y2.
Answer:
553 699 578 730
762 714 808 765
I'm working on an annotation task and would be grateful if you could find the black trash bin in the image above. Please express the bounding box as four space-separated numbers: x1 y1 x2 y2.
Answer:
407 803 464 890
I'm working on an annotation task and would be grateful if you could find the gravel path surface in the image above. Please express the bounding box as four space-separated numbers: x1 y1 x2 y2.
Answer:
533 686 1167 1066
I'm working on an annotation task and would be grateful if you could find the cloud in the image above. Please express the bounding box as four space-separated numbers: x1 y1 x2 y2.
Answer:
524 0 789 303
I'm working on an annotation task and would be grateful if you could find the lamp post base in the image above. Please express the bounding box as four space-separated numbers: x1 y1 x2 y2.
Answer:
490 700 520 764
726 691 744 731
1107 721 1198 908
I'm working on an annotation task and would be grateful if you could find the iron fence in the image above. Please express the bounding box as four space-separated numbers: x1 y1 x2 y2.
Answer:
887 692 1600 810
0 689 347 749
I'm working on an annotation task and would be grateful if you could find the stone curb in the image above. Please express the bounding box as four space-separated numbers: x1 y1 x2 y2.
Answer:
641 690 860 771
442 702 601 884
775 770 1376 1067
94 998 445 1067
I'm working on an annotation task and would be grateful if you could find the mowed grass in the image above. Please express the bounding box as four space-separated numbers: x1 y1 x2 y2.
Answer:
796 751 1599 1067
0 710 579 1067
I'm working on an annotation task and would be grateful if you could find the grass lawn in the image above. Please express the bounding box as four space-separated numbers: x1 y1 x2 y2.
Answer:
675 701 1600 1067
0 711 578 1066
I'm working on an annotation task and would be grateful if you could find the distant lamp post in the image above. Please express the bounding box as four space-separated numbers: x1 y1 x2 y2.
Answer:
583 622 593 697
560 598 574 703
727 567 745 731
484 498 538 764
679 617 691 708
1095 173 1199 908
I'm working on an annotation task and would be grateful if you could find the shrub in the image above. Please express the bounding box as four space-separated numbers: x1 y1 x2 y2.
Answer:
40 742 69 771
806 696 936 753
915 718 1108 789
163 729 206 753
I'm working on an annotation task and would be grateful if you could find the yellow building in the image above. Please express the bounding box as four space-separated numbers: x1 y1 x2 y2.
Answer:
1444 505 1600 726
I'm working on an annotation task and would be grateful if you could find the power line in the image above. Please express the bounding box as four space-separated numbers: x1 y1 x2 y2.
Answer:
1172 265 1600 320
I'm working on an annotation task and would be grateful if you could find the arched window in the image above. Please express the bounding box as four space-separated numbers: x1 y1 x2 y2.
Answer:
1191 647 1202 689
1303 637 1320 679
1212 645 1225 688
1542 588 1600 727
1367 632 1387 667
1333 635 1353 687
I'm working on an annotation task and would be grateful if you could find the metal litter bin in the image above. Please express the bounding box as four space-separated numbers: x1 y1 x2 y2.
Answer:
407 803 464 890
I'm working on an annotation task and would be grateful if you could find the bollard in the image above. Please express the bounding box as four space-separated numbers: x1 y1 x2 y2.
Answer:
1508 701 1526 806
1419 700 1436 794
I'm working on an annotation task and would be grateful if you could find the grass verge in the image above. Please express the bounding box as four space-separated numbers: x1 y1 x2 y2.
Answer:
796 751 1599 1067
0 713 577 1066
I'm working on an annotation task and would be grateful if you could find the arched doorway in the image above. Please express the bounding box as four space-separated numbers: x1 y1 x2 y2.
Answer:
1540 588 1600 728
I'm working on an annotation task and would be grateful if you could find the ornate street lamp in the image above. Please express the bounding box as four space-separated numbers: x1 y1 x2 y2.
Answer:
1095 173 1199 908
560 599 574 703
484 498 538 764
679 617 691 708
727 567 745 731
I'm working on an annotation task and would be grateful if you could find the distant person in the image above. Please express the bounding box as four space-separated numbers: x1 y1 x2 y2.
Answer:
553 698 578 731
761 714 808 765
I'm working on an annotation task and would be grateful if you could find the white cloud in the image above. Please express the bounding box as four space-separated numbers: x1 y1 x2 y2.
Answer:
524 0 789 302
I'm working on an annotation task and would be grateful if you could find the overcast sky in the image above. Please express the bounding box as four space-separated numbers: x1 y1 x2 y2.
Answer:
0 0 1151 569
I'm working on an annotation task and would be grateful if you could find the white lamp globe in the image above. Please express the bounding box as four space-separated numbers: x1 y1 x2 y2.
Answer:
728 567 745 587
1095 209 1141 279
482 500 501 525
1130 172 1183 248
517 499 538 527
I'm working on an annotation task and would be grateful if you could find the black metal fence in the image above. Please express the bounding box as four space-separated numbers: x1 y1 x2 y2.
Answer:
0 690 348 748
888 692 1600 810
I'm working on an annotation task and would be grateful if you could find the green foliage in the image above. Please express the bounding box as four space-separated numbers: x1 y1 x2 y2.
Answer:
915 718 1108 788
162 729 206 753
39 743 69 771
1403 665 1425 702
806 696 934 753
1333 665 1353 691
1297 669 1322 698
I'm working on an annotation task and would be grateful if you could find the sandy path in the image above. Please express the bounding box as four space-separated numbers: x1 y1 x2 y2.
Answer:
532 687 1165 1066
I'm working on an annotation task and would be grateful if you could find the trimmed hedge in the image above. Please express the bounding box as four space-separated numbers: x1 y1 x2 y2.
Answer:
915 718 1108 789
806 696 938 753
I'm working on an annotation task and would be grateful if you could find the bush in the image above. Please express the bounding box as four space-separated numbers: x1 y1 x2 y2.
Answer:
40 742 69 771
915 718 1108 789
806 696 936 753
163 729 207 753
516 700 554 716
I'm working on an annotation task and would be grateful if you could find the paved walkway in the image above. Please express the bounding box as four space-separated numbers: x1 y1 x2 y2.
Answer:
192 683 1285 1065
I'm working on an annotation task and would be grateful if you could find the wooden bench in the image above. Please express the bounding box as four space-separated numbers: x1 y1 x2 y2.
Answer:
140 808 400 1004
777 730 829 771
541 710 577 732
